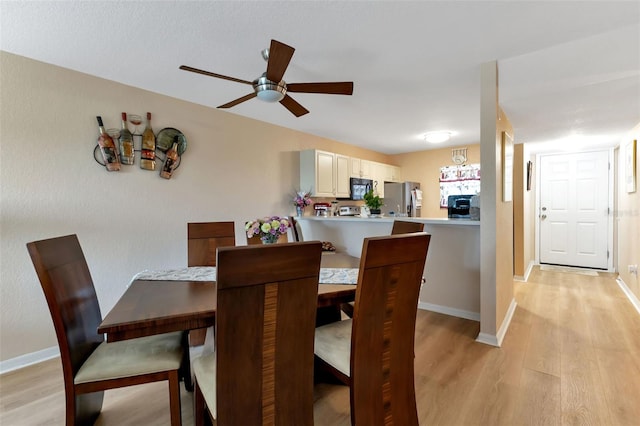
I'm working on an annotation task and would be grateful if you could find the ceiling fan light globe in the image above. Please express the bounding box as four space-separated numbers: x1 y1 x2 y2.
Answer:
256 88 286 102
254 76 287 103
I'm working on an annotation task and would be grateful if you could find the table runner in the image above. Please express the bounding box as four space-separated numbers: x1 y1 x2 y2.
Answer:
132 266 358 285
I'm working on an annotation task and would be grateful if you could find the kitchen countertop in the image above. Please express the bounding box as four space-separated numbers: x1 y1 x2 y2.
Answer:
296 213 481 322
296 215 480 226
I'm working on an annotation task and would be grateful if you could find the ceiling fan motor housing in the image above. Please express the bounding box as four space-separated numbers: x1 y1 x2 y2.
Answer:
254 74 286 102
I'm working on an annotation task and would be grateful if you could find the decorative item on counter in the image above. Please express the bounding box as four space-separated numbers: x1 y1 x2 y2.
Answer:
321 241 336 252
160 136 179 179
95 116 121 171
140 112 156 170
293 190 312 216
245 216 291 244
118 112 135 165
331 200 339 216
363 189 383 215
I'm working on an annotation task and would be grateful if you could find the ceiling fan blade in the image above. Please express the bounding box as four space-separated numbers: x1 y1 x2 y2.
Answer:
287 82 354 95
266 40 295 83
218 93 257 109
279 95 309 117
179 65 253 85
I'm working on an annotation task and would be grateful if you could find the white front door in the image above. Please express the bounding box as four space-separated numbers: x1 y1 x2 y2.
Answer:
539 150 610 269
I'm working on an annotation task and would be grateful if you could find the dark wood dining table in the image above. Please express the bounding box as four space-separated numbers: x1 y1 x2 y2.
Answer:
98 252 359 343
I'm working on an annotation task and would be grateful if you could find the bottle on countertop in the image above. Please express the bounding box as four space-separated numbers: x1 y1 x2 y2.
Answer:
96 116 120 171
118 112 135 165
140 112 156 170
160 137 179 179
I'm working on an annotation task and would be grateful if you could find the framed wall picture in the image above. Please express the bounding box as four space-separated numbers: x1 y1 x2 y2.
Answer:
626 139 637 193
526 160 533 191
502 131 514 202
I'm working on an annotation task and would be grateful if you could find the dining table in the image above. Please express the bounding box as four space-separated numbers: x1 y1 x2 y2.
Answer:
98 252 360 343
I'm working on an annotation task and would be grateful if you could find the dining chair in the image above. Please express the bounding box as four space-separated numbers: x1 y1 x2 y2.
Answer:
27 234 186 426
340 220 426 319
289 215 302 242
187 221 236 346
192 241 323 426
391 219 425 234
187 221 236 267
314 232 431 426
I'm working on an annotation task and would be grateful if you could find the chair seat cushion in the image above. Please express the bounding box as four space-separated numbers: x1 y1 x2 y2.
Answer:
314 319 352 377
192 352 217 418
74 331 183 384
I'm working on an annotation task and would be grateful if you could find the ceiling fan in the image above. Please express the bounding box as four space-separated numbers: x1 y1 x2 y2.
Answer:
179 39 354 117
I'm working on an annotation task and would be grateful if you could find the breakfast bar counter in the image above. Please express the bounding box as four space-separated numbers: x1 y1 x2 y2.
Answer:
297 216 481 321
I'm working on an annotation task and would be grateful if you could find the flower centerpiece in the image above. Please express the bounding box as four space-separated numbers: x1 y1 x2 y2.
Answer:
246 216 291 244
293 190 312 216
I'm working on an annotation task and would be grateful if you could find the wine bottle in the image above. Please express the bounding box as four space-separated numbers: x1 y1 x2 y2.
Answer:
160 137 179 179
118 112 135 165
140 112 156 170
96 116 121 171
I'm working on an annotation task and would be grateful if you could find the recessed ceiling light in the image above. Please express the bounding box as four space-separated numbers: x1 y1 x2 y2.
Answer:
423 131 453 144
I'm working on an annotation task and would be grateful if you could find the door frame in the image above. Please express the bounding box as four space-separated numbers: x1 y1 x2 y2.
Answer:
534 148 615 271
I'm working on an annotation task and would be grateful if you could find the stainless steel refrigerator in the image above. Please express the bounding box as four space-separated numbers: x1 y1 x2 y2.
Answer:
383 182 422 217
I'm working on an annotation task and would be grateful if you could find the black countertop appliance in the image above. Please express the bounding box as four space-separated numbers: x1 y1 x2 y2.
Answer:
447 195 473 218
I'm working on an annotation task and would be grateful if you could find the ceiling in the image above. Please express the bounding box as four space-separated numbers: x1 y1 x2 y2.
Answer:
2 1 639 154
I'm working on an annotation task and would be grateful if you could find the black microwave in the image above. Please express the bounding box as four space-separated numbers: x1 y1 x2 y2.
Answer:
350 178 373 200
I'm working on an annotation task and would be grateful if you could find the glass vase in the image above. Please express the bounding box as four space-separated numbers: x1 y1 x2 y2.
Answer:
296 206 303 217
261 234 279 244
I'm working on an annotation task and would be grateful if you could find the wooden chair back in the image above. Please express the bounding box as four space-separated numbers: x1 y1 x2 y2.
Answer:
350 232 431 426
390 220 425 234
289 216 301 242
215 241 322 425
26 234 105 421
187 221 235 266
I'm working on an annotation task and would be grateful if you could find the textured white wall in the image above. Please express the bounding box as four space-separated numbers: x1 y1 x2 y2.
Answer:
0 52 392 365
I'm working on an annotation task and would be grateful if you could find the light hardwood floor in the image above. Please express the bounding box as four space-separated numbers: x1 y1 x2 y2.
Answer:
2 267 639 425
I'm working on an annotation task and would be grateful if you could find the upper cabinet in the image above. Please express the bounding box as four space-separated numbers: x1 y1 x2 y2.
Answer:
301 150 401 199
300 150 350 198
335 154 350 197
368 162 402 198
350 157 361 178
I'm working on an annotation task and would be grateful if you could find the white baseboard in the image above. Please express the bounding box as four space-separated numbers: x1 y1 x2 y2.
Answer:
475 332 499 346
514 260 536 282
475 298 517 347
0 346 59 375
616 276 640 315
418 302 480 322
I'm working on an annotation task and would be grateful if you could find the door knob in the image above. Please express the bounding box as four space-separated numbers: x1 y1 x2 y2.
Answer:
541 207 547 211
541 214 547 220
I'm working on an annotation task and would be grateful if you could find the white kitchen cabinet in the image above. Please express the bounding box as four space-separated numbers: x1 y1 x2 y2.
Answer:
360 159 372 179
381 163 401 183
389 165 401 182
350 157 361 178
315 150 335 196
335 154 350 198
300 150 350 198
302 150 401 198
369 163 401 198
370 162 386 197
